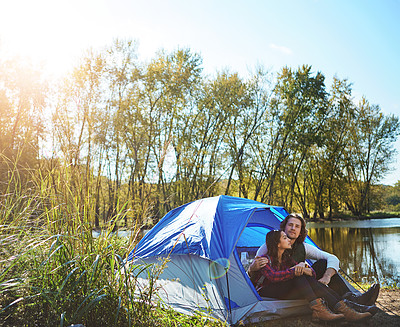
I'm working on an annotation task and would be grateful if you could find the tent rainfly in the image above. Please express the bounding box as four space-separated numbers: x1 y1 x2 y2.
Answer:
126 195 351 325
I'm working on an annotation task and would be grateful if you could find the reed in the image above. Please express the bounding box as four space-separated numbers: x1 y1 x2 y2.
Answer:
0 159 224 327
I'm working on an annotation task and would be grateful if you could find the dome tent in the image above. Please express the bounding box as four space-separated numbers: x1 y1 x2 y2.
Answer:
127 195 327 325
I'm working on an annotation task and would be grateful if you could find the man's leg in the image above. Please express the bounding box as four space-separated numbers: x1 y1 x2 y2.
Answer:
312 259 380 304
311 259 328 280
311 259 351 296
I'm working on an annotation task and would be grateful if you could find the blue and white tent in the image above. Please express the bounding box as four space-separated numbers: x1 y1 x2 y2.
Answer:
127 195 322 325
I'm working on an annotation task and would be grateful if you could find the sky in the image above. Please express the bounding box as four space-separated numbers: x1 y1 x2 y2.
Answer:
1 0 399 184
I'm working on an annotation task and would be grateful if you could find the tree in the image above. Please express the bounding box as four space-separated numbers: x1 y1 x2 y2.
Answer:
52 47 108 228
221 68 273 198
300 77 356 220
342 98 400 215
251 65 328 215
321 77 356 218
136 49 203 218
0 57 47 192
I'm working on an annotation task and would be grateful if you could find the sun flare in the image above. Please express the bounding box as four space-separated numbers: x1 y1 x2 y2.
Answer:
0 0 109 77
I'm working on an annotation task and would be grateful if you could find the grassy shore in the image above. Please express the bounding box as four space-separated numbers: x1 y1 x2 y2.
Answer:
0 170 225 327
0 224 225 327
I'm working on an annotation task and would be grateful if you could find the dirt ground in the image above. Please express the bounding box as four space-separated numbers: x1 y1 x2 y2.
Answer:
247 288 400 327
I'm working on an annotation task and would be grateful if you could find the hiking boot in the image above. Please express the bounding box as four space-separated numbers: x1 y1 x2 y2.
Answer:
342 283 380 306
309 298 345 322
335 300 372 321
343 299 380 316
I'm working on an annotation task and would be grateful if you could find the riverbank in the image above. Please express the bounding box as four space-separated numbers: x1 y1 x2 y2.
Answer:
248 288 400 327
306 211 400 222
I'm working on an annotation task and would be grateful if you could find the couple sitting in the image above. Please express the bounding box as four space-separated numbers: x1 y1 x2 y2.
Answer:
247 213 380 322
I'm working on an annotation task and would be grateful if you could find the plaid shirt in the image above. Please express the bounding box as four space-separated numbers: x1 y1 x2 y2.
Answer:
250 255 316 291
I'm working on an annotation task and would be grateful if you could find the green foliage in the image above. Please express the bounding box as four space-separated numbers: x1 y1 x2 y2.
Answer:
0 171 225 327
387 195 400 206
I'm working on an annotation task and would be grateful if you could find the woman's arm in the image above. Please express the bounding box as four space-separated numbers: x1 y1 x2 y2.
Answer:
303 267 316 278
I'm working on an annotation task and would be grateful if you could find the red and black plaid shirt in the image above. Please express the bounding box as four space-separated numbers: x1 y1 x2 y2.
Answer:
250 255 316 291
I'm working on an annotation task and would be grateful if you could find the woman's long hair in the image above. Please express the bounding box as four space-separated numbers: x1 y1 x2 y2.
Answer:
266 230 292 269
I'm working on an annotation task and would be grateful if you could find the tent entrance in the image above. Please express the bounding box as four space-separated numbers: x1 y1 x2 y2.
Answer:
236 224 273 271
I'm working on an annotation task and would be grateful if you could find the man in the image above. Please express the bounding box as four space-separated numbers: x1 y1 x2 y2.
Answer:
248 213 380 306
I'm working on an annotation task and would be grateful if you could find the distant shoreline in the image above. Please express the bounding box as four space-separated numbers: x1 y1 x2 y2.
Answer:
305 212 400 223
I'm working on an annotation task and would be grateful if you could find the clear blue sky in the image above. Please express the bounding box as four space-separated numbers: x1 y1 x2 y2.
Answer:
1 0 399 184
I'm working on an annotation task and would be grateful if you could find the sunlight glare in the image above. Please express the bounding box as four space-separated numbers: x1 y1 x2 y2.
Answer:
0 0 111 77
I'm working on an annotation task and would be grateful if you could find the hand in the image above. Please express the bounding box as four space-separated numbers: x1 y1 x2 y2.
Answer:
318 275 332 285
291 263 305 276
303 268 313 276
318 268 336 285
248 256 269 272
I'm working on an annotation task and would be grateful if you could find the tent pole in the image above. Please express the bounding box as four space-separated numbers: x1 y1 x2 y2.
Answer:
225 268 232 318
339 268 366 292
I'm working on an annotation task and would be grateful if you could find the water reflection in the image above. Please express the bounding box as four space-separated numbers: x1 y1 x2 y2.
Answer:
308 223 400 287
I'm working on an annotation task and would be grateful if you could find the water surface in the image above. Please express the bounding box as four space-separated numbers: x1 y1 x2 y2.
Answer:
308 218 400 287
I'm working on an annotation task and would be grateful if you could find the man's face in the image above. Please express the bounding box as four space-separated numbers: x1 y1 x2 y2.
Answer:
284 217 302 241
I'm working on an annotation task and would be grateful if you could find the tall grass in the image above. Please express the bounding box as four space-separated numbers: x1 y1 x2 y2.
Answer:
0 160 224 326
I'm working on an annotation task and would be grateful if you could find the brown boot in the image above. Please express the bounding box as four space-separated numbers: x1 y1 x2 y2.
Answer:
335 300 372 321
309 298 345 322
343 299 380 316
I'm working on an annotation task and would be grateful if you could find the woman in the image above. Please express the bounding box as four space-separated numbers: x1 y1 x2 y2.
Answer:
252 230 372 322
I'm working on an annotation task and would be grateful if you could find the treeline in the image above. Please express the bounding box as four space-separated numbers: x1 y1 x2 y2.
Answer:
1 39 399 229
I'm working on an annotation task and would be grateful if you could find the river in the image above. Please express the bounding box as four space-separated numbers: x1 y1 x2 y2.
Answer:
307 218 400 287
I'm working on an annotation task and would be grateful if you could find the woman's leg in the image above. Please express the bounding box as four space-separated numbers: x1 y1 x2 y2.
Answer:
288 275 319 302
304 275 341 309
259 275 344 308
258 279 299 299
259 276 319 302
259 277 346 322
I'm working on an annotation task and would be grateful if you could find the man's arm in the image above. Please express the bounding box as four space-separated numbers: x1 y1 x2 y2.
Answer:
319 268 336 285
256 243 267 257
248 243 269 278
248 256 269 279
304 243 340 285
